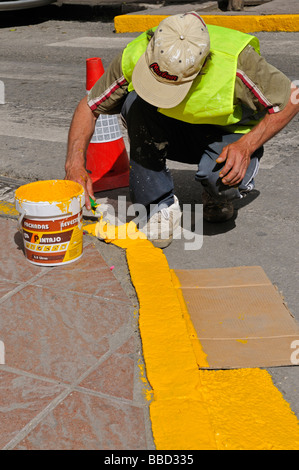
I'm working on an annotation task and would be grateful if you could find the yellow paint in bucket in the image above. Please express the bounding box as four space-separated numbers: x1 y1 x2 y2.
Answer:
15 180 85 266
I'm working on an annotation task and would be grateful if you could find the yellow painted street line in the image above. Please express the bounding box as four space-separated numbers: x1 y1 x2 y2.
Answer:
114 14 299 33
128 242 299 450
0 201 19 219
84 220 299 450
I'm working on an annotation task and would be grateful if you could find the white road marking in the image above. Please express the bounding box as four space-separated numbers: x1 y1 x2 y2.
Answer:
47 37 136 49
0 114 128 145
0 61 83 83
0 119 68 143
0 72 82 82
0 186 17 203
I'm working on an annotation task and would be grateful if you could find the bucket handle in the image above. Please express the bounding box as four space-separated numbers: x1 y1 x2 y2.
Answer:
17 210 26 232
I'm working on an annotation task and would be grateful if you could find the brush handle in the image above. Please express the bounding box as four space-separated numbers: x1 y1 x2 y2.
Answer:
89 197 98 210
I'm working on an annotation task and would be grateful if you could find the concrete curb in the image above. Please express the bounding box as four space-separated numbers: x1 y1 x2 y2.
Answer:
114 13 299 33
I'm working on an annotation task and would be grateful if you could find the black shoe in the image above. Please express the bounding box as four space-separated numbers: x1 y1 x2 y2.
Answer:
202 190 234 223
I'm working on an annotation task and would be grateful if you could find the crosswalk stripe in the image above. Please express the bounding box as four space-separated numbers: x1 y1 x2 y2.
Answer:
47 37 136 49
0 119 68 143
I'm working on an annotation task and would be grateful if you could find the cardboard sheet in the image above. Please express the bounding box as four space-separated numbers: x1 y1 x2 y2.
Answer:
173 266 299 369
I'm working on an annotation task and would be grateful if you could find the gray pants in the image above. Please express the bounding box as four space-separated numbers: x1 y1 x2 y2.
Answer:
121 91 263 209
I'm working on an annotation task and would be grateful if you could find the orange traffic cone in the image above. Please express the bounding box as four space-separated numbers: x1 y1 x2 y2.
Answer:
86 57 130 192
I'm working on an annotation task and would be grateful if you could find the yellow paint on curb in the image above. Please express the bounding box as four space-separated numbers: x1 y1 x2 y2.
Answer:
114 14 299 33
85 221 299 450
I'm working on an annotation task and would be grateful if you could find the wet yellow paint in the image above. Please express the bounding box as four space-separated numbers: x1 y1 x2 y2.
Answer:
83 218 147 246
15 180 83 203
138 360 154 403
84 220 299 450
170 270 209 368
14 180 84 216
0 201 19 218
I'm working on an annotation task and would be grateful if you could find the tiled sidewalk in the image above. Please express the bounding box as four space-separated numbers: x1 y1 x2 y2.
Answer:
0 217 153 450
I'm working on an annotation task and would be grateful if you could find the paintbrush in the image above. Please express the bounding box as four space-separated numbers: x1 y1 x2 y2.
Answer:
89 196 103 217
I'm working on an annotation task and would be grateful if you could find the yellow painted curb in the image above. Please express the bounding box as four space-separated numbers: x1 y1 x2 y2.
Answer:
83 220 299 450
114 14 299 33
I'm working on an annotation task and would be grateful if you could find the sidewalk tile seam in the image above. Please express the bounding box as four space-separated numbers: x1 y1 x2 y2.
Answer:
2 381 149 450
1 329 145 450
0 286 135 383
0 339 149 407
73 384 148 408
0 320 135 384
0 364 72 387
0 269 55 305
0 278 135 308
0 277 23 285
2 388 72 451
11 390 150 451
24 283 135 306
0 279 23 300
0 290 135 376
0 328 139 398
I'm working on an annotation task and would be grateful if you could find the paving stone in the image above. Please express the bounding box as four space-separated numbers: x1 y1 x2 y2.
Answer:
0 284 132 382
0 370 64 449
15 391 148 450
79 336 135 400
0 218 44 283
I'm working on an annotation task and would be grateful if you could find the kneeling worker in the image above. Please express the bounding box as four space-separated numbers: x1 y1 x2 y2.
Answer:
65 12 298 247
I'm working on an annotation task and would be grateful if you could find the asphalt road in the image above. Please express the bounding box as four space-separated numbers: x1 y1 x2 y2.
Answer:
0 7 299 421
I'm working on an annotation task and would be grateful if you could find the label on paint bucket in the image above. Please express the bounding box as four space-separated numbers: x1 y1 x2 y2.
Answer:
22 211 83 266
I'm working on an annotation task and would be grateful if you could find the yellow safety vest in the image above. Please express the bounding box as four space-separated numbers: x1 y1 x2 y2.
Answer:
122 24 261 133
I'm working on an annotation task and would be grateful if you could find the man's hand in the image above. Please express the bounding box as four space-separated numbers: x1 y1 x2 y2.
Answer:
64 96 98 210
216 140 252 186
65 164 95 210
216 84 299 187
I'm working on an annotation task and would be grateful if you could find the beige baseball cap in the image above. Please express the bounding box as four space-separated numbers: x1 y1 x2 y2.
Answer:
132 12 210 109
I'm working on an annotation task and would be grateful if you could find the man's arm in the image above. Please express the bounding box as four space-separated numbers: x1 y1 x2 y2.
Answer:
65 52 127 210
65 96 97 210
217 84 299 187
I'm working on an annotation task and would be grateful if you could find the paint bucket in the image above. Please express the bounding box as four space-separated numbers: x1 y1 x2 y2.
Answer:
15 180 85 266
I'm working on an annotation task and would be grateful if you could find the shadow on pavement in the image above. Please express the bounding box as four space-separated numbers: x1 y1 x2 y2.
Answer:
89 169 261 237
0 3 123 28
